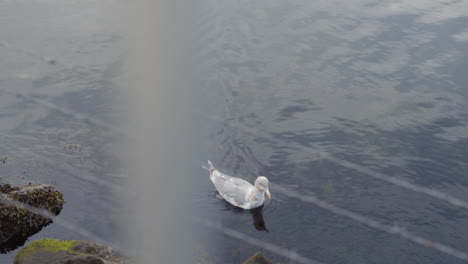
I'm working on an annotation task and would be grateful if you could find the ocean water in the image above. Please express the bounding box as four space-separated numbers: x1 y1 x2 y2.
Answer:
1 0 468 263
192 0 468 263
0 0 127 262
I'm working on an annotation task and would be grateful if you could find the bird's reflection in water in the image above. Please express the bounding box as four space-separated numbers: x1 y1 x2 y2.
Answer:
222 201 268 232
251 206 268 232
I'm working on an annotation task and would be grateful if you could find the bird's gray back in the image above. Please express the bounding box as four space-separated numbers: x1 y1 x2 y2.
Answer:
210 170 253 207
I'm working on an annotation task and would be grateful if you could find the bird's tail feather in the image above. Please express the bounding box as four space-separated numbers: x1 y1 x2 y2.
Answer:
201 160 216 172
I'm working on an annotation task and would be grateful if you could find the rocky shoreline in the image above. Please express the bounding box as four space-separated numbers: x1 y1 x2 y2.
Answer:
1 183 276 264
0 184 64 253
14 238 129 264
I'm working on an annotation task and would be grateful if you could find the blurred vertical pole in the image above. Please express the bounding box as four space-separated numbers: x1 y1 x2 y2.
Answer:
123 0 195 263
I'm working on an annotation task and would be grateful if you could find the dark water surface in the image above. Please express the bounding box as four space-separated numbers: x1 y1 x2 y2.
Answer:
193 0 468 264
1 0 468 263
0 0 127 262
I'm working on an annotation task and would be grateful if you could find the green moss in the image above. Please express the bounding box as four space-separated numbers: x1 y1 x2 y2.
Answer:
15 238 80 260
14 239 128 264
242 252 275 264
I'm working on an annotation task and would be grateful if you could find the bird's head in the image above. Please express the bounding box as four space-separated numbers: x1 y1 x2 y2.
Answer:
254 176 271 199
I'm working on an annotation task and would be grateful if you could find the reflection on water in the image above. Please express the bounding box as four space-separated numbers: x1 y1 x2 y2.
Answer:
251 206 269 232
1 0 468 263
0 0 127 262
221 199 269 232
194 0 468 263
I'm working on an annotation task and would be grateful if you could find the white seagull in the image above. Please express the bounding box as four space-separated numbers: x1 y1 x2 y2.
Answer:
203 160 271 210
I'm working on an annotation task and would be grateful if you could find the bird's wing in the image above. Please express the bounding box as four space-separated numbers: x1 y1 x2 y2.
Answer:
209 168 255 207
210 170 228 190
211 172 252 206
219 179 253 207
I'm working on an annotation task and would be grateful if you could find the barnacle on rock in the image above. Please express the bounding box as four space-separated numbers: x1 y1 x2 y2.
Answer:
0 184 19 193
10 185 64 215
0 184 64 253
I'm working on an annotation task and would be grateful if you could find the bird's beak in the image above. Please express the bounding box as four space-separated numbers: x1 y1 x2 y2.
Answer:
265 189 271 199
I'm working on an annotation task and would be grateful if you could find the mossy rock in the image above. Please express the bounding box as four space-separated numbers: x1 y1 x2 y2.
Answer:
0 184 64 253
15 238 128 264
242 252 275 264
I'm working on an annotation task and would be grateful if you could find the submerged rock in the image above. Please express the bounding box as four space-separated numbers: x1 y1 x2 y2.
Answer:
0 184 64 253
14 239 128 264
242 252 275 264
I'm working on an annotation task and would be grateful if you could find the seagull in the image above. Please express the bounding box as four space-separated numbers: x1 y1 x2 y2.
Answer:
203 160 271 210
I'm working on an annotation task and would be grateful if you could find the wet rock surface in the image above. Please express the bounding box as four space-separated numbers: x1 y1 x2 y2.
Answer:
0 184 64 253
242 252 275 264
14 239 129 264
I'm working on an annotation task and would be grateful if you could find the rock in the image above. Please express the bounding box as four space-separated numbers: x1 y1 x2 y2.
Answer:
14 239 129 264
242 252 275 264
0 184 64 253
